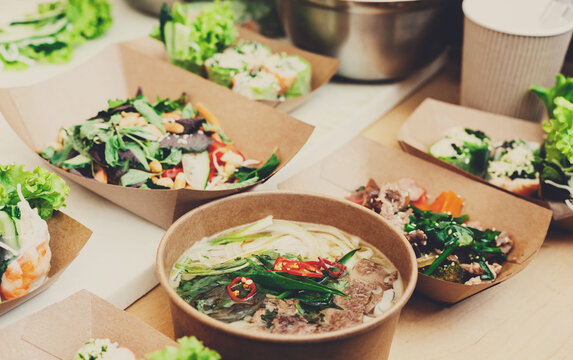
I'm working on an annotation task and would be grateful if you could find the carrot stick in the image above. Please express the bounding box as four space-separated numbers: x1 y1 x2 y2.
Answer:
196 103 223 143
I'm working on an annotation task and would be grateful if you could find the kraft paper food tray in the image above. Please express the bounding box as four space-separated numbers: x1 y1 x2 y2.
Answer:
279 136 553 303
397 98 573 229
0 43 314 230
0 290 177 360
126 27 340 113
0 211 91 316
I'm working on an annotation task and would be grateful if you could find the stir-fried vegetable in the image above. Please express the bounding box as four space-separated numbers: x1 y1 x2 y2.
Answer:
406 206 504 281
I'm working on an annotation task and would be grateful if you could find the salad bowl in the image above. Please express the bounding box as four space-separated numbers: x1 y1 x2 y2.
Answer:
0 43 313 229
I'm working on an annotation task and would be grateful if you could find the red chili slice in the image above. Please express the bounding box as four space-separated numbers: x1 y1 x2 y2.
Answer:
318 257 347 278
162 167 183 179
273 257 323 278
227 276 257 302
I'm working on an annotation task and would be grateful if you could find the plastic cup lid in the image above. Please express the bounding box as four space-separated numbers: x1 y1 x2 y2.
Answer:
463 0 573 37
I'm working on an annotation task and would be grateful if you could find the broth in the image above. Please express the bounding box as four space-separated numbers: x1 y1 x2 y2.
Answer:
171 216 402 334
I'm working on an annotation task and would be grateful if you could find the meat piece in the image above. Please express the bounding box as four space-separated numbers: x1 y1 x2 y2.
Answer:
406 230 427 246
379 183 410 212
352 259 392 290
249 297 317 335
322 279 382 332
381 207 412 232
462 262 503 285
272 315 315 335
461 262 483 275
397 178 425 202
495 231 513 254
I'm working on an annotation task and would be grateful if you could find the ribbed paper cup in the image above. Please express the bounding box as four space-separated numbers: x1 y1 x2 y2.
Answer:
461 0 573 122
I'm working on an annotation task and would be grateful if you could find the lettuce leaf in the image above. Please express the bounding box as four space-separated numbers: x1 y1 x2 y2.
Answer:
145 336 221 360
531 74 573 116
154 1 237 76
0 0 113 70
0 164 69 220
532 75 573 200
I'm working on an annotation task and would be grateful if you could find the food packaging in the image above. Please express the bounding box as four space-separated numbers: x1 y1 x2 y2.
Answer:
157 191 418 360
0 211 91 315
279 136 553 303
0 290 176 360
128 27 340 113
461 0 573 122
0 42 314 229
397 98 573 230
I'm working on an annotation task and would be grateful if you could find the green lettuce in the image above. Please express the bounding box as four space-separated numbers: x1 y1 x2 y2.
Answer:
532 75 573 200
531 74 573 116
153 1 237 76
145 336 221 360
0 164 69 220
0 0 113 70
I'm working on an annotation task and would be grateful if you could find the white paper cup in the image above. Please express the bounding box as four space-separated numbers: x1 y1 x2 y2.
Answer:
461 0 573 122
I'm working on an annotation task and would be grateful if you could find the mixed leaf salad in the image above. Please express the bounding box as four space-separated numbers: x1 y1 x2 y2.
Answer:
347 179 513 285
429 127 540 197
0 0 112 70
0 164 69 301
40 90 279 190
74 336 220 360
531 74 573 205
151 1 311 101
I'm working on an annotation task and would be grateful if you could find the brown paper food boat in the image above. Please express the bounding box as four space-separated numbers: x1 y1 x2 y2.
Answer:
0 43 314 230
157 191 418 360
126 27 340 113
279 136 553 303
0 290 176 360
397 98 573 230
0 211 91 315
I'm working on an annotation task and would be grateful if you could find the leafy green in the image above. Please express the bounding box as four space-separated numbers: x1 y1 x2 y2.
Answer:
0 164 69 220
532 75 573 200
233 152 279 183
120 169 154 187
153 1 237 75
145 336 220 360
0 0 112 71
407 206 503 282
531 74 573 116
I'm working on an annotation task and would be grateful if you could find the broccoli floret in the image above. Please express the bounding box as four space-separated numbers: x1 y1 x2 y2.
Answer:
431 262 465 283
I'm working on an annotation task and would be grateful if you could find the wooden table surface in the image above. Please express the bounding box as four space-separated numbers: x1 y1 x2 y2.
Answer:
126 63 573 359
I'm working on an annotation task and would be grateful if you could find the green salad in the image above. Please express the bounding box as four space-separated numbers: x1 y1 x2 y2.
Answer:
532 74 573 202
0 0 112 70
151 1 311 101
39 90 279 190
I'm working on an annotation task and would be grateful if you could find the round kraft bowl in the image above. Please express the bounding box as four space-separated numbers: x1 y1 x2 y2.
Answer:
278 0 449 80
157 191 418 360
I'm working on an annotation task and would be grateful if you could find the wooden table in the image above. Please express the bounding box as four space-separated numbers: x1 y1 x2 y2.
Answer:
126 62 573 359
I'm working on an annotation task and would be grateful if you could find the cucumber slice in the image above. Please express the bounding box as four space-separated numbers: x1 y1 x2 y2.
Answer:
0 17 68 44
61 154 91 169
182 151 210 190
0 211 18 251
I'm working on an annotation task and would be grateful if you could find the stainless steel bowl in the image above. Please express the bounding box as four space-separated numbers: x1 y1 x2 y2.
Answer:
278 0 449 80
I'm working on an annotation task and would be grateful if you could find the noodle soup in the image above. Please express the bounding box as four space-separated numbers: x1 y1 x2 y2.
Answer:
171 216 402 334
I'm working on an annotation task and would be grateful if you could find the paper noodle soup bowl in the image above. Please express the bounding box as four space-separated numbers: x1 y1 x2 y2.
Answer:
157 191 418 360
